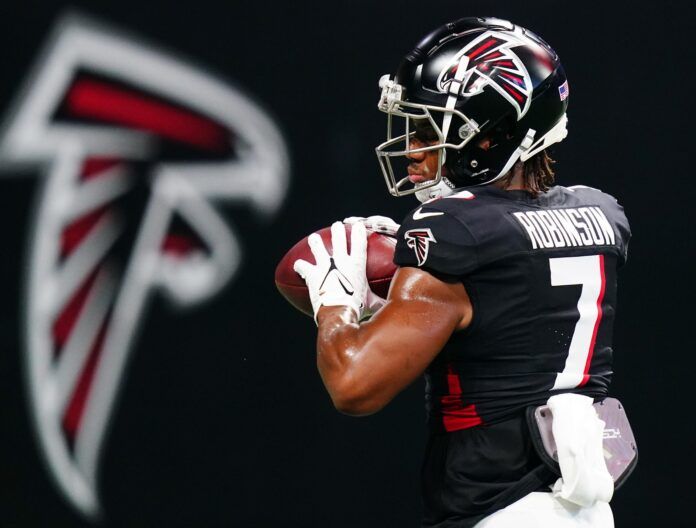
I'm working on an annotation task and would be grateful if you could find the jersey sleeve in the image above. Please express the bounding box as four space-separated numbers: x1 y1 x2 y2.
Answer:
394 206 479 276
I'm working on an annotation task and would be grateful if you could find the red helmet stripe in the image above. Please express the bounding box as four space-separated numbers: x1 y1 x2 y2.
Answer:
500 71 524 85
480 50 503 61
502 83 525 102
467 38 498 59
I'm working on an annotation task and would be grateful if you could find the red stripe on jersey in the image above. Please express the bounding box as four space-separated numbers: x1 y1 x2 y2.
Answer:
443 404 482 432
65 78 230 153
441 365 483 432
579 254 606 387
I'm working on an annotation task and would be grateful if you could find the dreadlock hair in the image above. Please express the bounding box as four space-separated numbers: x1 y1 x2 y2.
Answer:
499 150 556 196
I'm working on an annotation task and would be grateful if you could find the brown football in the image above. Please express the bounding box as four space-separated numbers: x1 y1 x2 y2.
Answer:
275 225 397 317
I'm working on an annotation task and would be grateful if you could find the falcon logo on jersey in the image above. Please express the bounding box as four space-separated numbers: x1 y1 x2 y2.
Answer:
0 14 288 518
404 228 437 266
437 31 533 120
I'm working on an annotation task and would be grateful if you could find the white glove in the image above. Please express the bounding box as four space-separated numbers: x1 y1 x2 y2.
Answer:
294 222 369 322
343 215 400 236
342 215 398 317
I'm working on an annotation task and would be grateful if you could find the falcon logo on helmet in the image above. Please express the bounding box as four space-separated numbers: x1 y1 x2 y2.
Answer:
404 228 437 266
436 31 533 120
0 13 288 519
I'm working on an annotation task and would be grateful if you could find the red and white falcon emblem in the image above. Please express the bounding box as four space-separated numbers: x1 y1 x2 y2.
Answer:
404 228 437 266
0 14 288 518
437 31 533 120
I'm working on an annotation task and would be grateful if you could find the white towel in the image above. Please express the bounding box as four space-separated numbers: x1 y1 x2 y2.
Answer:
547 393 614 507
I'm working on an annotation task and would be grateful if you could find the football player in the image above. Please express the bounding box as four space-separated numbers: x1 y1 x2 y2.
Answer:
294 17 631 528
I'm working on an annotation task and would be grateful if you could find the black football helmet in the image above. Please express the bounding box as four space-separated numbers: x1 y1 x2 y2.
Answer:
376 17 569 201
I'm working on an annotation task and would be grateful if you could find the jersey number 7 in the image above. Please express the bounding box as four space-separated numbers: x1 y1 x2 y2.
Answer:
549 254 606 390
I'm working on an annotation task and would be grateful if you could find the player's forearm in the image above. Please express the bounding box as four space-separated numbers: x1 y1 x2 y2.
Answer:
315 306 385 416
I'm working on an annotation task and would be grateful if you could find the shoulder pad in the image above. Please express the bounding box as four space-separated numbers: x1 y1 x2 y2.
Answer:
566 185 620 203
564 185 631 265
395 203 477 275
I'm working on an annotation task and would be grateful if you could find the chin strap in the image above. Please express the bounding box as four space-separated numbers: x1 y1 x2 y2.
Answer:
483 128 537 185
520 114 568 161
415 177 456 203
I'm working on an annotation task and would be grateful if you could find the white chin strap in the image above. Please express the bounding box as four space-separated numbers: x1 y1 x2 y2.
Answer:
482 128 537 186
521 113 568 161
483 114 569 186
415 177 455 203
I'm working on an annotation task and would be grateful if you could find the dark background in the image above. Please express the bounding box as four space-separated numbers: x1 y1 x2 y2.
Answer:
0 1 692 526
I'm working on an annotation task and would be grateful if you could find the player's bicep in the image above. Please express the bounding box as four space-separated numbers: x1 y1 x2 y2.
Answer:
357 266 471 390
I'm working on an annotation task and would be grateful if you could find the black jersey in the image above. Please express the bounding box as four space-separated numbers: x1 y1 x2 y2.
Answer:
394 185 630 527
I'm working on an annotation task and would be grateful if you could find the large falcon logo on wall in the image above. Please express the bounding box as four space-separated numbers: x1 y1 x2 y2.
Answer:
0 14 289 518
436 31 533 120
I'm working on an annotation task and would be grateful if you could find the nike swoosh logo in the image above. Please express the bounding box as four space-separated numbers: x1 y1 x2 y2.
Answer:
413 207 444 220
319 258 355 295
319 274 354 296
336 274 354 295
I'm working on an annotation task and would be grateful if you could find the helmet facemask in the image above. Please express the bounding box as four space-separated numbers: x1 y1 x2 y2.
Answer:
375 75 480 198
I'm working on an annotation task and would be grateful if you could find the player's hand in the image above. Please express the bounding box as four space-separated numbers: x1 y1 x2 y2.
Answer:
294 222 369 323
343 215 400 237
341 215 398 317
342 216 397 316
